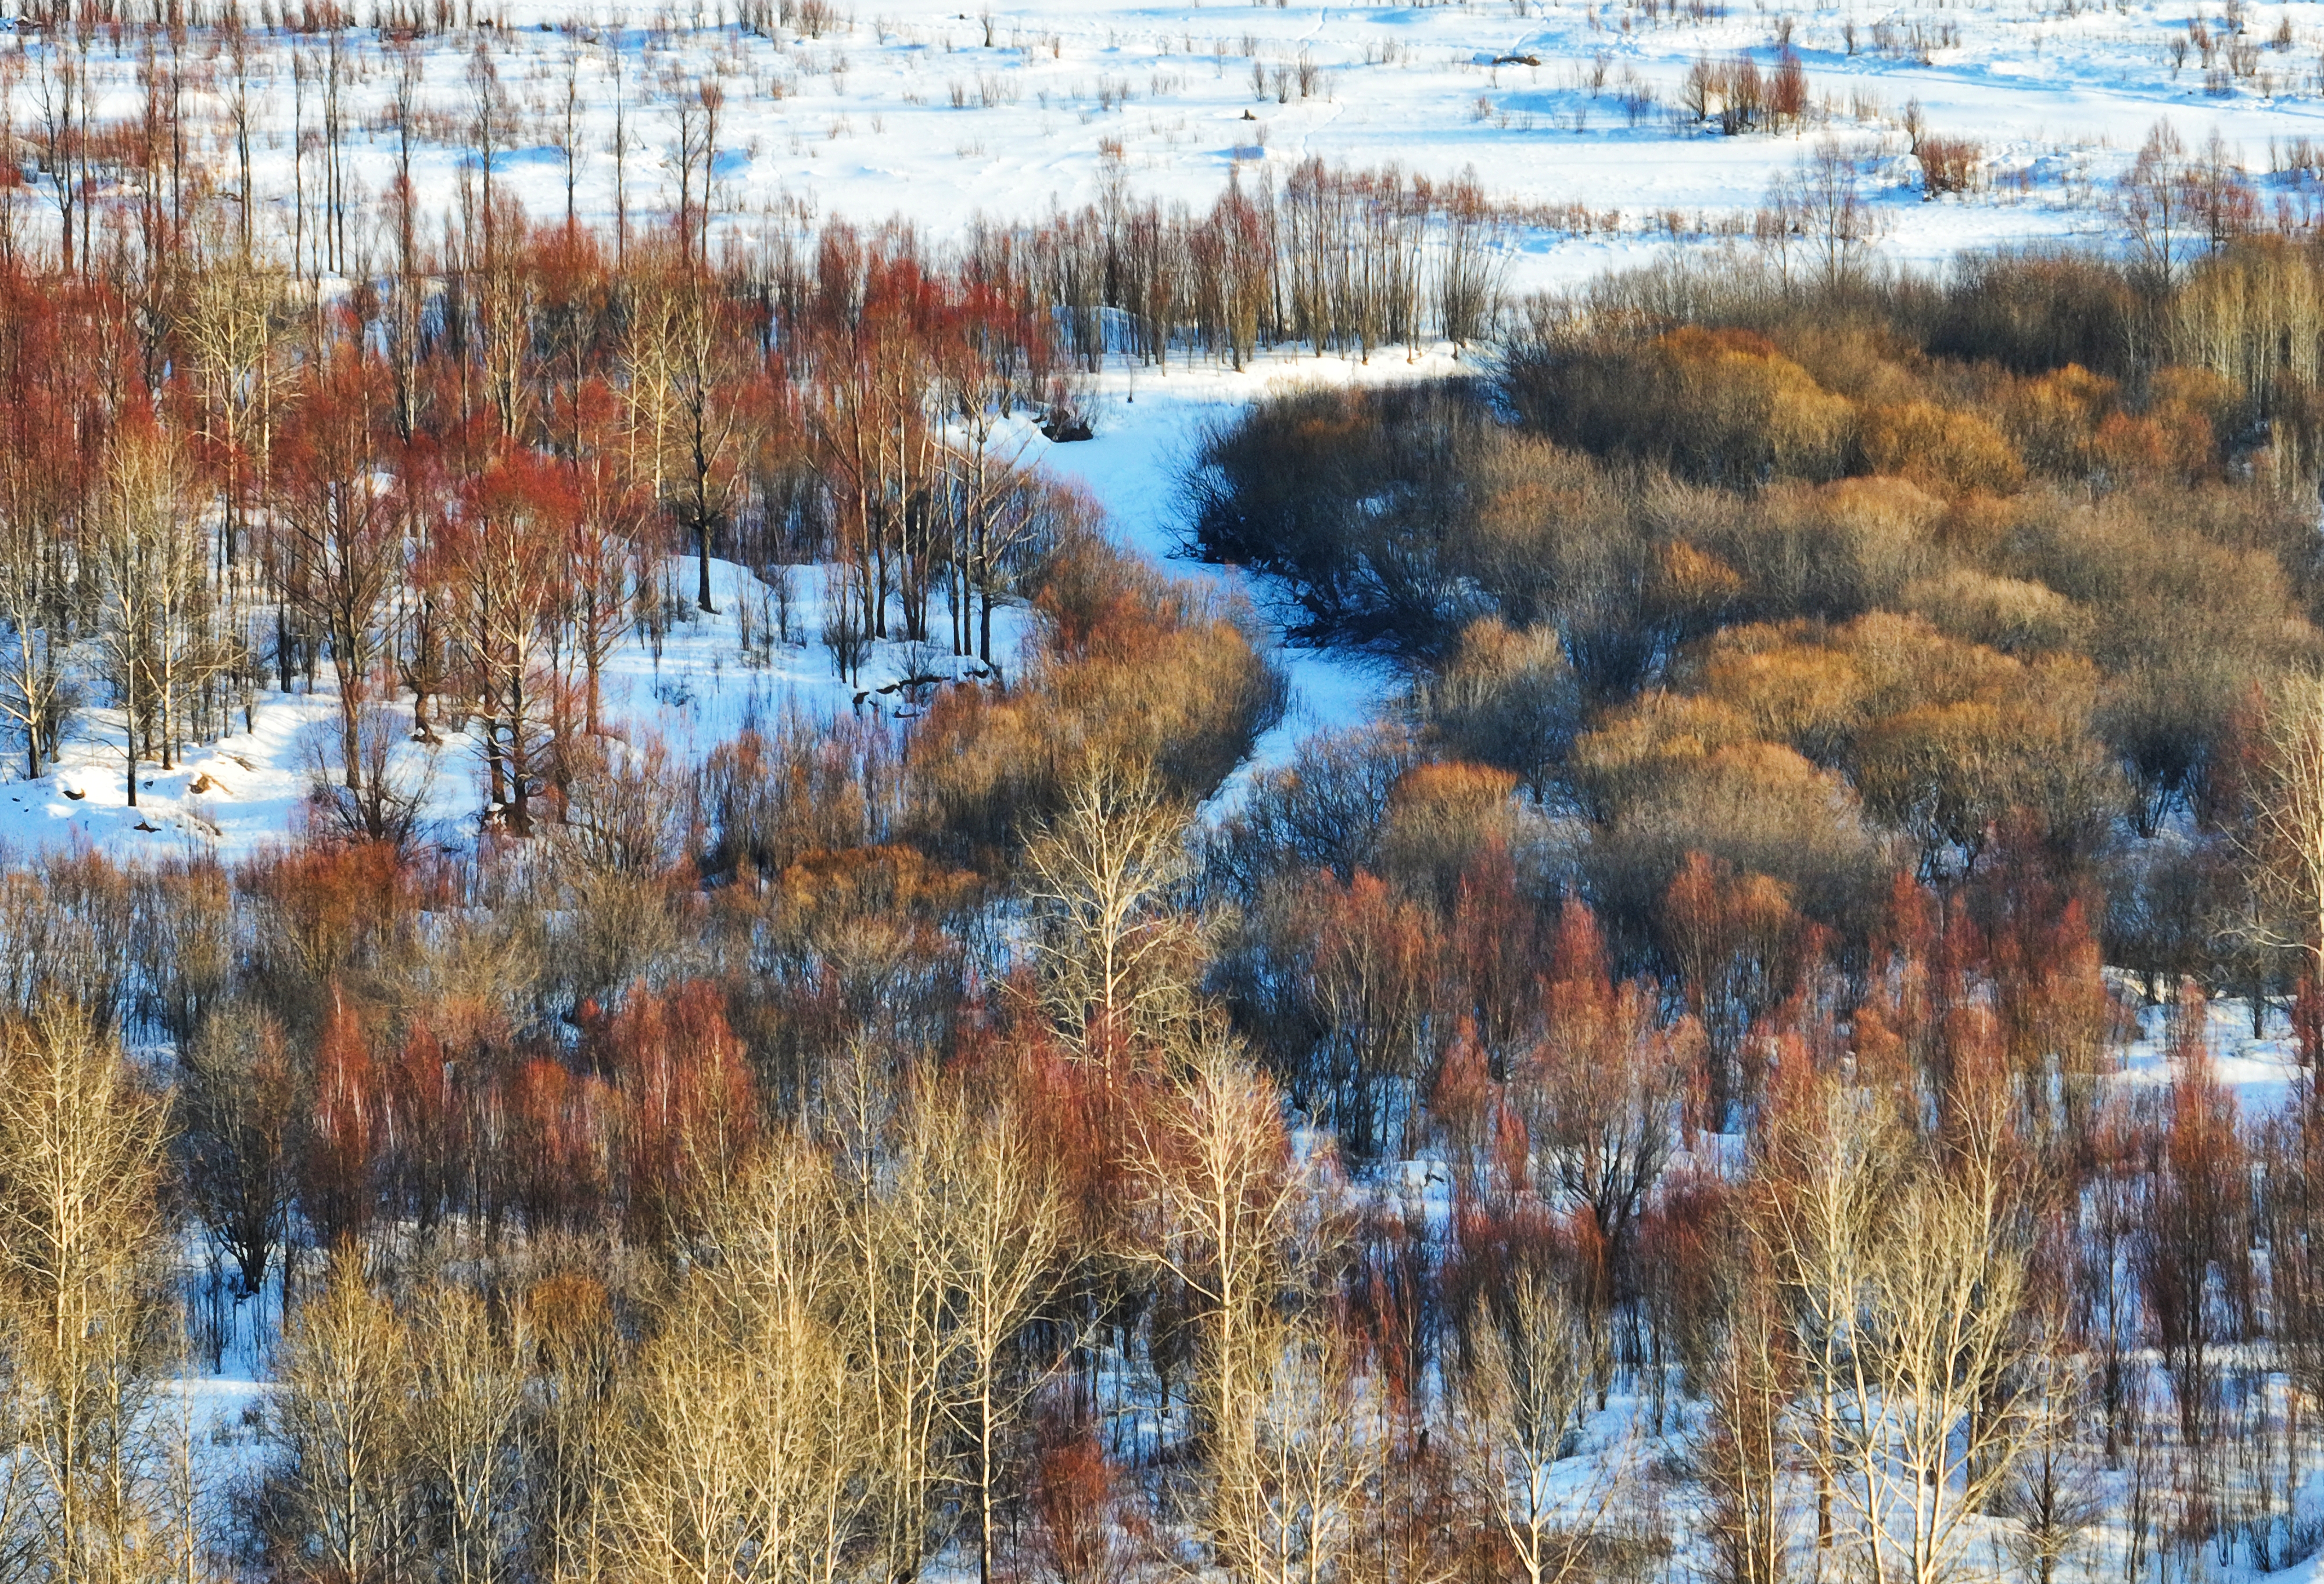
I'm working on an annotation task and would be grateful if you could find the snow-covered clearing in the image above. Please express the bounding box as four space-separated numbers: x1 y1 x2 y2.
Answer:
0 334 1474 861
0 553 1029 861
659 0 2318 286
34 0 2324 286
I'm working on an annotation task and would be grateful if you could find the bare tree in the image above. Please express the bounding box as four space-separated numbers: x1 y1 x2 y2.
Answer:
384 39 426 442
622 248 744 615
306 699 441 851
274 352 399 796
940 1094 1071 1584
1997 1341 2103 1584
1757 1076 2036 1584
1752 1076 1898 1558
143 442 223 775
522 1275 619 1584
317 17 352 277
1021 763 1207 1062
267 1255 419 1582
0 1000 177 1579
609 28 633 267
555 24 594 228
222 9 261 263
411 1282 525 1584
936 324 1032 666
608 1134 868 1584
2185 129 2257 251
91 425 196 808
1781 138 1876 288
2241 671 2324 987
30 16 84 275
841 1084 973 1584
1695 1239 1796 1584
1850 1155 2034 1584
1452 1269 1617 1584
2120 120 2193 289
0 44 28 269
0 504 71 782
1229 1311 1382 1584
179 1002 298 1298
666 78 723 271
1125 1040 1318 1583
465 41 518 264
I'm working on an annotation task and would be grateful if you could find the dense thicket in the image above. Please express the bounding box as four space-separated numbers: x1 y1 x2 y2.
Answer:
1189 245 2324 995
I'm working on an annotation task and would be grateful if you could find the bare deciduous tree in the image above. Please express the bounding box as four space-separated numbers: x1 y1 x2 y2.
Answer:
0 502 70 782
91 424 200 808
0 1001 181 1579
2120 120 2193 288
940 1094 1071 1584
1126 1040 1321 1583
1023 763 1207 1063
1755 1073 2037 1584
2243 672 2324 987
267 1255 420 1582
1452 1268 1616 1584
412 1282 526 1584
179 1001 298 1298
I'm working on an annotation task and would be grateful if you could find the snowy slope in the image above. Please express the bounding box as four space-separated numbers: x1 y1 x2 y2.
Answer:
35 0 2324 292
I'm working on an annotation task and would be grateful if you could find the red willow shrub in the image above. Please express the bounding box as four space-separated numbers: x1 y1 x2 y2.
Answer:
586 980 757 1243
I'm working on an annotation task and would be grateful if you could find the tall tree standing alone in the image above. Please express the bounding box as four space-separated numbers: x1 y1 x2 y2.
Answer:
2248 672 2324 993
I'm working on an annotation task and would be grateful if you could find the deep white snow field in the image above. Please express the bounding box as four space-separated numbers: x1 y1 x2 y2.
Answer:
53 0 2324 284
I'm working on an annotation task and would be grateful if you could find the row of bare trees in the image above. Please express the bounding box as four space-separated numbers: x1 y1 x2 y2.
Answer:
0 5 1527 365
1021 157 1520 371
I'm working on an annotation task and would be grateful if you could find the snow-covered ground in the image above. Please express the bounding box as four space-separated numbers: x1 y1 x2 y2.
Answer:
0 334 1466 862
1023 346 1475 784
2118 976 2307 1114
0 556 1029 862
33 0 2324 291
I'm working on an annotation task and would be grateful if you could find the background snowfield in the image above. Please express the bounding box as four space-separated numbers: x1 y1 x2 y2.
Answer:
38 0 2324 285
